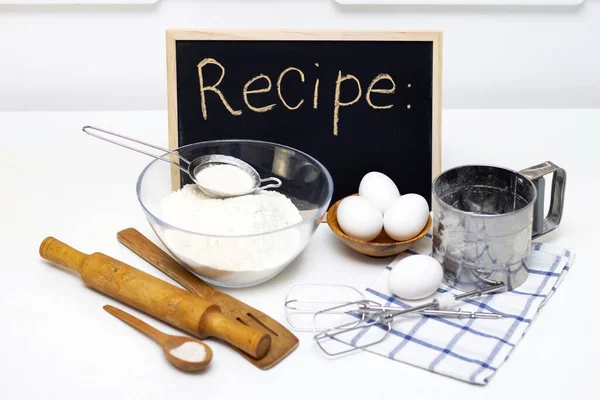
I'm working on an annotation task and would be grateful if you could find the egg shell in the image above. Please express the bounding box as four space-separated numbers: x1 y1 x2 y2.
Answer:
388 255 443 300
383 193 429 241
358 172 400 213
336 196 383 241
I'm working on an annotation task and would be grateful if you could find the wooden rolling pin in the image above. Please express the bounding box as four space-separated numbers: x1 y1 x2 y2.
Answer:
39 237 271 359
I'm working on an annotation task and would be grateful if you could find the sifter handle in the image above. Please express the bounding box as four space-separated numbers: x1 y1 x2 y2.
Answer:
520 161 567 238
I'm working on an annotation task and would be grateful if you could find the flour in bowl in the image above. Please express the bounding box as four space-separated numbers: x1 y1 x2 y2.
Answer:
159 184 305 284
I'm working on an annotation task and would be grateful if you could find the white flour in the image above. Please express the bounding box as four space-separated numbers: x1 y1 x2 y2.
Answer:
195 164 254 195
159 184 304 284
169 341 206 363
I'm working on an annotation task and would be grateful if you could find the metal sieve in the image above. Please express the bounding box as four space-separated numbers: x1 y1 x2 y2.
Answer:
82 126 282 198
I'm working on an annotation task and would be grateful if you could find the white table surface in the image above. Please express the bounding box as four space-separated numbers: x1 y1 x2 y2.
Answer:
2 109 598 399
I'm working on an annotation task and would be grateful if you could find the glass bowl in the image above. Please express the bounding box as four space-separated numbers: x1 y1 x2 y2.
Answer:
136 139 333 288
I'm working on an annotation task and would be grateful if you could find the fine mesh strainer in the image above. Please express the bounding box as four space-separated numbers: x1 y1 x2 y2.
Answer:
82 125 282 198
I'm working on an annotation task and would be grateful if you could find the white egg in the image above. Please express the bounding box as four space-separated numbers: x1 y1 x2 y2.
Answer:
383 193 429 241
336 196 383 241
358 172 400 213
388 255 443 300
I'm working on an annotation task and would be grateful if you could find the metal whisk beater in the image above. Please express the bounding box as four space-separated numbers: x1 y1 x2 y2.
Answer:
284 282 505 356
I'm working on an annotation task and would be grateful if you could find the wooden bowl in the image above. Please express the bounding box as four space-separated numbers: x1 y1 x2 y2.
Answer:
326 194 432 258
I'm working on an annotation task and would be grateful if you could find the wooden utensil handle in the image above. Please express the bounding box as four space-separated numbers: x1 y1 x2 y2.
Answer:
117 228 218 298
39 237 270 359
40 237 87 272
103 305 169 344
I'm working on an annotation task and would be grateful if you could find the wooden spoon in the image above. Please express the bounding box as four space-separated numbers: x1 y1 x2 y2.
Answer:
103 305 213 372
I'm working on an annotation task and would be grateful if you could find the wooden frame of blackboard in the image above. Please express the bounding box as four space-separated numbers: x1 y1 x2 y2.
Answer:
166 29 442 195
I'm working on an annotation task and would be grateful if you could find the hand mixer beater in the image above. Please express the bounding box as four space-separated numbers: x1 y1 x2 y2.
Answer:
284 282 505 356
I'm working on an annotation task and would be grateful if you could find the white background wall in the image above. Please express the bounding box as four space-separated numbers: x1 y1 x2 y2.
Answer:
0 0 598 111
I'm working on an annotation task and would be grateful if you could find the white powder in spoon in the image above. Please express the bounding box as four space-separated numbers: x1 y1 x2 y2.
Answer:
195 164 254 195
169 341 206 363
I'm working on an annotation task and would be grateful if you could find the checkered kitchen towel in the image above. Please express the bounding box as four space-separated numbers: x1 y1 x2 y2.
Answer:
333 235 574 385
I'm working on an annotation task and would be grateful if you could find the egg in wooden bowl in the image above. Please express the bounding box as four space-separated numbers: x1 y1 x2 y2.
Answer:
326 194 432 258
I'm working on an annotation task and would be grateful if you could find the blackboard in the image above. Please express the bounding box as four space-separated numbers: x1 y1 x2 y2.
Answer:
166 30 442 206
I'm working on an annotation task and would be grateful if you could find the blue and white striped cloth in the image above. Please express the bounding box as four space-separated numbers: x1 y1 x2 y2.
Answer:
335 235 574 385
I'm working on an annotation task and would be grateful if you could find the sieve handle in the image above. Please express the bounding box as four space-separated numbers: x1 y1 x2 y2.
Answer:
259 177 283 190
520 161 567 238
82 125 191 173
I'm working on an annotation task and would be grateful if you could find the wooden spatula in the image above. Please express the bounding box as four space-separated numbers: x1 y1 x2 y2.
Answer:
117 228 299 370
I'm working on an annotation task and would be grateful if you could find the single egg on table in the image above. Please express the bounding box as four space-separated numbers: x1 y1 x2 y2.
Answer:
383 193 429 241
358 172 400 213
388 255 443 300
336 196 383 242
